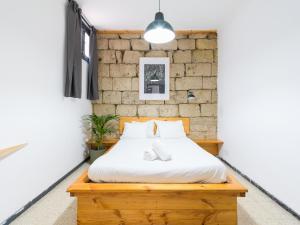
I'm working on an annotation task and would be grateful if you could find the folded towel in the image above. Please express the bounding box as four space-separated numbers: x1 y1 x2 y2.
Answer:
144 148 158 161
152 140 172 161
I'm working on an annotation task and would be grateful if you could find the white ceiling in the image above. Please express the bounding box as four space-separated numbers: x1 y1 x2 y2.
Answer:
78 0 240 30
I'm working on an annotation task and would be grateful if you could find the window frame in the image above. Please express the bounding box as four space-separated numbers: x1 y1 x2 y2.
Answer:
81 21 91 63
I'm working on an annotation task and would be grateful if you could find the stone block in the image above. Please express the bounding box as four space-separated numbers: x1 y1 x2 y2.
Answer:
131 39 150 51
131 78 139 91
192 50 213 63
102 91 121 104
120 33 141 39
167 51 173 63
196 39 217 49
94 104 115 115
98 64 109 77
175 34 188 39
100 77 113 90
175 77 202 90
178 39 195 50
170 78 175 90
212 63 217 76
116 51 122 63
91 91 102 104
151 40 178 50
173 50 192 63
159 105 179 117
122 91 145 104
116 105 137 116
138 105 160 117
208 32 217 39
188 33 209 39
188 90 211 104
212 90 217 103
99 50 116 63
186 63 211 76
203 77 217 89
170 64 185 77
179 104 200 117
145 51 167 57
123 51 144 64
109 39 130 50
165 91 187 104
110 64 136 77
214 49 218 63
113 78 131 91
201 104 217 116
146 100 164 105
98 33 119 39
97 39 108 50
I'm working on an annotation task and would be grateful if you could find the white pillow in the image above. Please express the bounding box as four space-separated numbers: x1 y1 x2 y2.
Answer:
121 122 148 139
155 120 186 138
132 120 155 138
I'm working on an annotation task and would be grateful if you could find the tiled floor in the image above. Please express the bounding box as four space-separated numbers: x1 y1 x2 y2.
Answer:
9 163 300 225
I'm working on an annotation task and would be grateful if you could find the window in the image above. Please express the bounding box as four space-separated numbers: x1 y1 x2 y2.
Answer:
81 22 90 62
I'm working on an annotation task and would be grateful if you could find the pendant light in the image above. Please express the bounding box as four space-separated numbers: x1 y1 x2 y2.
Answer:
144 0 175 44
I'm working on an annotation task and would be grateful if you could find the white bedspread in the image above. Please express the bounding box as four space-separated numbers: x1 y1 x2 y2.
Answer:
88 137 227 183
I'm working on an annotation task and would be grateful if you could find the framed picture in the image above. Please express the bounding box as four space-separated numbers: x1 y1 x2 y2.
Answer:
139 57 170 100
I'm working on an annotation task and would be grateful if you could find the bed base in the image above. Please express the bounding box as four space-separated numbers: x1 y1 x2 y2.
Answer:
68 171 247 225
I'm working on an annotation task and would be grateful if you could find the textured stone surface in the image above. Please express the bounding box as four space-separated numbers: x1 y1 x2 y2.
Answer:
109 39 130 50
178 39 195 50
192 50 214 63
151 40 178 50
113 78 131 91
122 91 144 104
145 51 167 57
165 91 187 104
95 32 218 138
203 77 217 89
138 105 160 117
131 39 150 51
170 64 185 77
173 50 192 63
120 33 140 39
159 105 179 117
201 104 217 116
123 51 144 64
131 78 139 91
97 39 108 50
196 39 217 49
116 105 137 116
176 77 202 90
98 64 109 77
100 78 113 90
179 104 200 117
99 50 116 63
94 104 115 115
103 91 121 104
188 90 211 104
110 64 136 77
186 63 211 76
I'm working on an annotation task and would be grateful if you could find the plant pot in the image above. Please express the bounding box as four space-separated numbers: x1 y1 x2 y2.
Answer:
89 148 106 164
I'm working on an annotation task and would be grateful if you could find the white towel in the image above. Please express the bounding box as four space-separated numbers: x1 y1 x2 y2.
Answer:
143 148 158 161
152 140 172 161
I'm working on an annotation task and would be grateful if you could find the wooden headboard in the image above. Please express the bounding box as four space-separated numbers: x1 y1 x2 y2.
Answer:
119 117 190 134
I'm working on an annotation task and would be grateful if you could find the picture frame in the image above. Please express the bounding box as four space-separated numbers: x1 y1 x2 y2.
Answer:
139 57 170 100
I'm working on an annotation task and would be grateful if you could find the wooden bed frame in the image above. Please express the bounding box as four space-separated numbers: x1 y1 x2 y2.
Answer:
68 117 247 225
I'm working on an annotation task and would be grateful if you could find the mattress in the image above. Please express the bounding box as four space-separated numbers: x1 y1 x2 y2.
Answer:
88 137 227 183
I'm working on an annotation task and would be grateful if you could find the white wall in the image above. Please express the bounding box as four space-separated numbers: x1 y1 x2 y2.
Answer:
0 0 91 223
218 0 300 215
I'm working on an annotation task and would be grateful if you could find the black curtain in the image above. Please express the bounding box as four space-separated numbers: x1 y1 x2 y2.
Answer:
87 27 99 100
64 0 82 98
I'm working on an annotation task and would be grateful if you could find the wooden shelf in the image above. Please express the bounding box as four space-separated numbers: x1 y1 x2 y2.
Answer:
192 139 223 156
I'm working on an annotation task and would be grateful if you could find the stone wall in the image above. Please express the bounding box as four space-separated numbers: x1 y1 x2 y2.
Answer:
93 31 218 139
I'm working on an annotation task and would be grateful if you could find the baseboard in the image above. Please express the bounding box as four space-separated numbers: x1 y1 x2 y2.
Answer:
1 158 88 225
219 157 300 221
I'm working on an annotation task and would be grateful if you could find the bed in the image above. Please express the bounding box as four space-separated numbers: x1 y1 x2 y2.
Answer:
68 117 247 225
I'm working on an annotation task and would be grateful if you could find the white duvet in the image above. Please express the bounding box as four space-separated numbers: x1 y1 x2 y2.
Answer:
88 137 227 183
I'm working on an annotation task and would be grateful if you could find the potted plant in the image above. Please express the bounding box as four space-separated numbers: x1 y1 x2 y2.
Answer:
85 114 118 163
